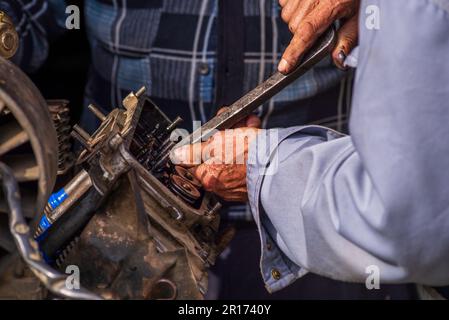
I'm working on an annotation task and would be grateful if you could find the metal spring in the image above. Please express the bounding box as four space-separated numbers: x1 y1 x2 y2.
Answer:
48 101 75 175
55 236 80 268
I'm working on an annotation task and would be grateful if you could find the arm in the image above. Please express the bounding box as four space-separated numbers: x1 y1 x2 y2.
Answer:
0 0 66 71
248 0 449 291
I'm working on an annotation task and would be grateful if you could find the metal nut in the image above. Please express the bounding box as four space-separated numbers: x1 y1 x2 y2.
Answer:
0 11 19 59
14 223 29 234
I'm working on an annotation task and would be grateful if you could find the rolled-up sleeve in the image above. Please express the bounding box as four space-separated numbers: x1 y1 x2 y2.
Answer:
248 0 449 292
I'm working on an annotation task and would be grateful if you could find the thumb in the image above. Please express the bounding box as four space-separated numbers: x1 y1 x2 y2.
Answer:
170 141 208 167
332 15 359 70
246 114 262 128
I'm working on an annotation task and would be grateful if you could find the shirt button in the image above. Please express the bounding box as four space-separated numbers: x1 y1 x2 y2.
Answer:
266 242 272 251
271 268 281 280
197 62 210 75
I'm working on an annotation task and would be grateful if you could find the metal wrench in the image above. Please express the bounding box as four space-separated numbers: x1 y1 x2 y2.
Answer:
153 26 337 170
185 26 337 144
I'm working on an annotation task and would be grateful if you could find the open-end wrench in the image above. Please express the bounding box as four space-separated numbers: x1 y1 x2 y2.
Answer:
153 26 337 170
185 26 337 144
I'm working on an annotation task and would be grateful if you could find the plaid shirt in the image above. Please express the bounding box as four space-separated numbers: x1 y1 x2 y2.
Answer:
2 0 352 219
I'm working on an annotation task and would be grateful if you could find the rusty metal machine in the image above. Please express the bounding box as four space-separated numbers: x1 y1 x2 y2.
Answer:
0 57 230 299
35 87 230 300
0 23 336 299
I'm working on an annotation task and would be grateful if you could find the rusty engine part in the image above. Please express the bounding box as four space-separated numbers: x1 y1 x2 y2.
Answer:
34 88 229 300
0 57 99 300
0 11 18 59
47 100 75 175
0 56 58 232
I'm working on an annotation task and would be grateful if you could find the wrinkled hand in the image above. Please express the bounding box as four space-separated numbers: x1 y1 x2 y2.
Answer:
278 0 360 72
170 106 261 202
171 127 261 202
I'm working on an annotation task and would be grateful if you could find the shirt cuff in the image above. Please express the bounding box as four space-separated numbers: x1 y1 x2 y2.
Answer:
246 126 344 292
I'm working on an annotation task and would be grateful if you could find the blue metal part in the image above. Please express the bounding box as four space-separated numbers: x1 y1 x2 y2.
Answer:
48 188 68 210
36 188 68 242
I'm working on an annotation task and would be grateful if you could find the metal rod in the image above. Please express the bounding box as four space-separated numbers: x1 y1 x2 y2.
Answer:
152 26 337 171
88 104 106 122
48 170 92 223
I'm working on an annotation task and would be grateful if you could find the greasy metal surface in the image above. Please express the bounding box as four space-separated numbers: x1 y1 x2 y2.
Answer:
38 89 227 299
0 57 58 220
59 176 203 300
0 162 101 300
0 254 47 300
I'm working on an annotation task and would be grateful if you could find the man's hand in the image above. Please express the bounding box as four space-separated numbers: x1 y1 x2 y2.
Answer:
171 128 261 202
216 106 262 129
278 0 360 72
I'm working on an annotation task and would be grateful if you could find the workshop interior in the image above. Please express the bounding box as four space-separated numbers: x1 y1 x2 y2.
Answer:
0 0 448 302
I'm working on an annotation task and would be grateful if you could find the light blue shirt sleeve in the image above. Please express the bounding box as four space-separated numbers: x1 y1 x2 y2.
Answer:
247 0 449 292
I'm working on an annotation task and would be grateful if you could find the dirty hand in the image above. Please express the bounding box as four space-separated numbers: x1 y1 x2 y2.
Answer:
278 0 360 72
171 127 262 202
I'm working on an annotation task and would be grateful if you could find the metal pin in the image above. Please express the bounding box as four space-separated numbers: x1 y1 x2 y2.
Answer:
166 116 183 132
88 104 106 122
73 125 91 142
71 125 92 149
207 202 222 216
135 86 146 98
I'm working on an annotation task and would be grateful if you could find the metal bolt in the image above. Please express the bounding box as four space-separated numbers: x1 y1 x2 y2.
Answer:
166 116 183 132
1 32 14 50
14 223 29 234
135 86 146 97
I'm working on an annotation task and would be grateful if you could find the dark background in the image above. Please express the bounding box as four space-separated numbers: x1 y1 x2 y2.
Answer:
30 0 89 126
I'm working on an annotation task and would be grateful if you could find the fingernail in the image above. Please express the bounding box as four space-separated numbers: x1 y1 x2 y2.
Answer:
338 50 347 65
171 146 187 163
278 59 289 73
